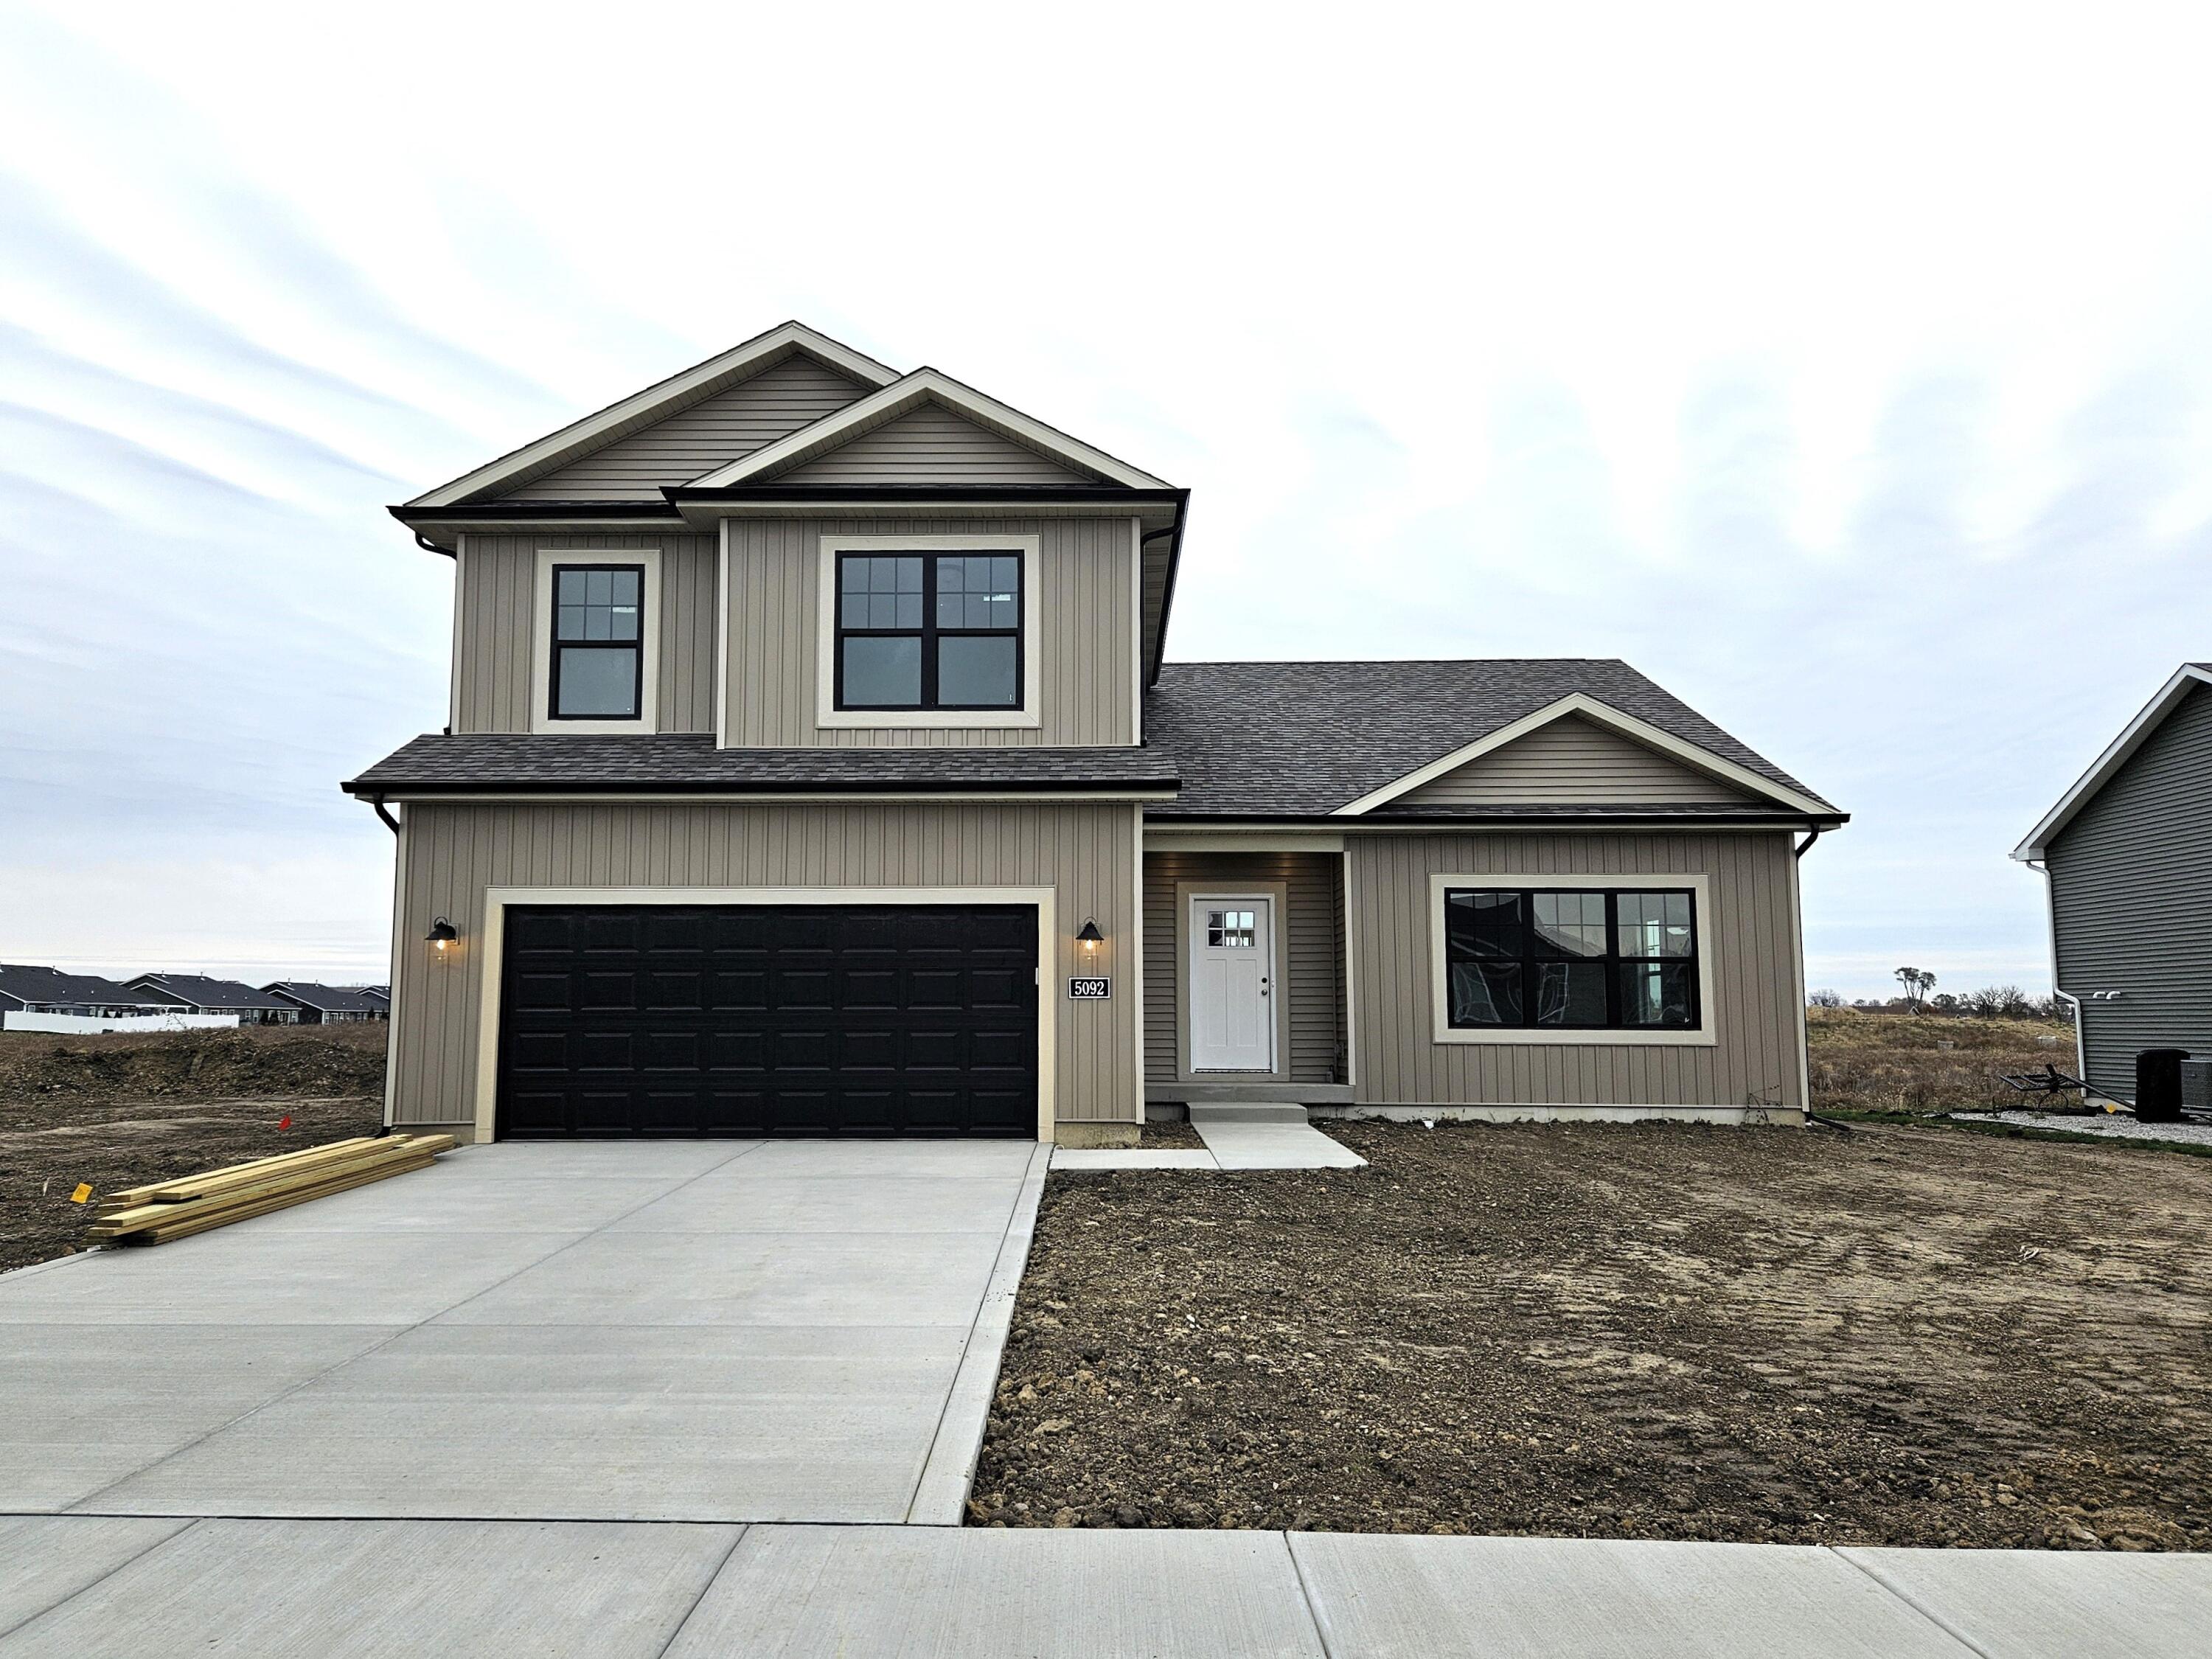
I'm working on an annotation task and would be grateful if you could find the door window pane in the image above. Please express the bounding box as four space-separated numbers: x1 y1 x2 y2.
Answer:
937 635 1018 706
841 636 922 706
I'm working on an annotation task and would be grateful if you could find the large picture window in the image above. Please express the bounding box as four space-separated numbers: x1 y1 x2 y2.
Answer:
1441 887 1698 1030
835 551 1023 711
548 564 644 720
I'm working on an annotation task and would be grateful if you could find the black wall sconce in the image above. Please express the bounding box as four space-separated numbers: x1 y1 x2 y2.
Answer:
426 917 459 953
1077 918 1104 955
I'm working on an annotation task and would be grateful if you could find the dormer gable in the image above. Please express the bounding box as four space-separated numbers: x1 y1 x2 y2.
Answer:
681 367 1169 492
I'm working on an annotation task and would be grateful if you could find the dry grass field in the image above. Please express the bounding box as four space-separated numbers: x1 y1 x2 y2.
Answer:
1806 1006 2078 1114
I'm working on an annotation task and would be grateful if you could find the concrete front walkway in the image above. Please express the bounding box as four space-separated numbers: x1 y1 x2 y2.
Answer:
1 1518 2204 1657
0 1140 1044 1526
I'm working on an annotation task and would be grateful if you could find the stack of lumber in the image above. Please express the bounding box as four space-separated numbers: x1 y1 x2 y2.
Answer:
90 1133 456 1246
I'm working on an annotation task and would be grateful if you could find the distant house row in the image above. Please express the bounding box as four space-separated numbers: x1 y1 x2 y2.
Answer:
0 965 389 1026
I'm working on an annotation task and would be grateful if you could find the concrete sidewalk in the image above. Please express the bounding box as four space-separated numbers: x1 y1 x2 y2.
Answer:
2 1518 2203 1656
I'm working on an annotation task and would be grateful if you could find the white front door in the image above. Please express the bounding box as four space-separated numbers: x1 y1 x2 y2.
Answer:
1188 895 1276 1072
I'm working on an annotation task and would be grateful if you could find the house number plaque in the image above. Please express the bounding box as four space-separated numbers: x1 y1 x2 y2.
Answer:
1067 977 1112 1000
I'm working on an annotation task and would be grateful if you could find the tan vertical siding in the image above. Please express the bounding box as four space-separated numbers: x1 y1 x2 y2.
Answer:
1141 852 1342 1084
451 533 715 734
504 357 867 500
1399 717 1753 807
778 406 1093 485
1346 832 1804 1108
388 801 1141 1135
722 516 1135 748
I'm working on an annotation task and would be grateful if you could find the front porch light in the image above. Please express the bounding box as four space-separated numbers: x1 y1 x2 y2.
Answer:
426 917 459 952
1077 918 1104 954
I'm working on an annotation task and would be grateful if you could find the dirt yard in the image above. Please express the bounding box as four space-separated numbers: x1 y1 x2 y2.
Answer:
1807 1007 2079 1113
973 1121 2212 1550
0 1026 387 1272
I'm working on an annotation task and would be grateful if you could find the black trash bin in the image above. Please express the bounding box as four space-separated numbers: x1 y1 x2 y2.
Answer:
2135 1048 2188 1123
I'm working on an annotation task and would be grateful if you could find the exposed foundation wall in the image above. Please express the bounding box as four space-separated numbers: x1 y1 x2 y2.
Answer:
1141 851 1343 1087
388 800 1141 1140
1346 830 1806 1110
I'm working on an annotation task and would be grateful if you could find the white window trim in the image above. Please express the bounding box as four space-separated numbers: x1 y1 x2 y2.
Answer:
531 546 661 735
469 885 1058 1144
815 532 1043 730
1427 872 1718 1047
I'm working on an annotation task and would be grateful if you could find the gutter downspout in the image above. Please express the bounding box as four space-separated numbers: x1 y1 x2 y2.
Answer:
1792 823 1826 858
2025 855 2091 1092
370 794 401 836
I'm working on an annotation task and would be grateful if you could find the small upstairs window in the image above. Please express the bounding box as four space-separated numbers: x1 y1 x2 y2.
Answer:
835 551 1023 711
549 565 644 721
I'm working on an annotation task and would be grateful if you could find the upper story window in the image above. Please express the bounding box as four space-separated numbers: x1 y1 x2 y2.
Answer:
549 564 644 720
835 552 1023 711
1442 887 1699 1030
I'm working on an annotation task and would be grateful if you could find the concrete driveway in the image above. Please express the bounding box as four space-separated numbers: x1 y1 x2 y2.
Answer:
0 1139 1045 1526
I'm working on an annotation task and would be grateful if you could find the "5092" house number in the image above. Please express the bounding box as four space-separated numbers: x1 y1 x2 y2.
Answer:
1067 977 1111 1000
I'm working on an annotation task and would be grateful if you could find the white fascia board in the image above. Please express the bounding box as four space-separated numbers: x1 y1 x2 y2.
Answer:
2012 665 2212 860
408 322 901 508
686 367 1171 490
1329 693 1834 818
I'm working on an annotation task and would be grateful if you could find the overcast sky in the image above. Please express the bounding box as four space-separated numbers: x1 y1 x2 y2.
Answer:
3 2 2208 995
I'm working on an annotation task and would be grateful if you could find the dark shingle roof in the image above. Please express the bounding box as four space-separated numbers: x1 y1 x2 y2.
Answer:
0 964 164 1009
1142 660 1835 818
127 973 296 1012
264 982 388 1015
344 734 1180 795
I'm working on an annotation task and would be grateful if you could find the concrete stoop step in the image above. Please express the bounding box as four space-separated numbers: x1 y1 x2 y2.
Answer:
1186 1102 1309 1125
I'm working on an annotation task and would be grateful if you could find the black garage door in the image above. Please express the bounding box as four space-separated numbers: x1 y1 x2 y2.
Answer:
495 904 1037 1138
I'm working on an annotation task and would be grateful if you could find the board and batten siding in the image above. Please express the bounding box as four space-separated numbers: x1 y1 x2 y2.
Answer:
2045 681 2212 1099
387 801 1141 1138
1347 832 1805 1109
777 405 1093 486
1141 852 1344 1085
451 533 717 735
723 516 1137 747
1399 716 1753 807
503 356 868 501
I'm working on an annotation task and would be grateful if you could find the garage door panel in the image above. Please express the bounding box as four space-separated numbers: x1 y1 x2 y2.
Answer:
498 904 1038 1140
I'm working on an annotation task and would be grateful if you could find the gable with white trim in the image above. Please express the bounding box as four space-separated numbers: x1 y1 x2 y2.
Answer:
504 355 872 500
1396 714 1757 807
776 403 1097 487
1332 694 1832 818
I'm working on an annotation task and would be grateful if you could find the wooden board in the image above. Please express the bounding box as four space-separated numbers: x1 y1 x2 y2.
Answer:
91 1141 434 1238
111 1156 436 1245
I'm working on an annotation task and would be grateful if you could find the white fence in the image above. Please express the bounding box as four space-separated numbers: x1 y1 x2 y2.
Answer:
0 1010 240 1034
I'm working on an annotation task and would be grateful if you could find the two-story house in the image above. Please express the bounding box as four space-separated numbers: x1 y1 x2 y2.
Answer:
346 322 1845 1146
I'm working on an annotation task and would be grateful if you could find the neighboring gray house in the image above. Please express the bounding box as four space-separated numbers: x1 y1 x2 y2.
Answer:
346 321 1844 1145
263 983 390 1024
0 964 167 1020
2014 664 2212 1100
126 973 303 1026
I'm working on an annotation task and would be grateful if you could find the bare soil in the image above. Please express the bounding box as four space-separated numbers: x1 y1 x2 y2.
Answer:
1139 1119 1206 1150
972 1121 2212 1549
0 1027 387 1273
1807 1008 2079 1113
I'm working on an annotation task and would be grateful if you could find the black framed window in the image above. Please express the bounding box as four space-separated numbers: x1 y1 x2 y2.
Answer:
1442 887 1698 1030
549 564 644 720
835 552 1023 711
